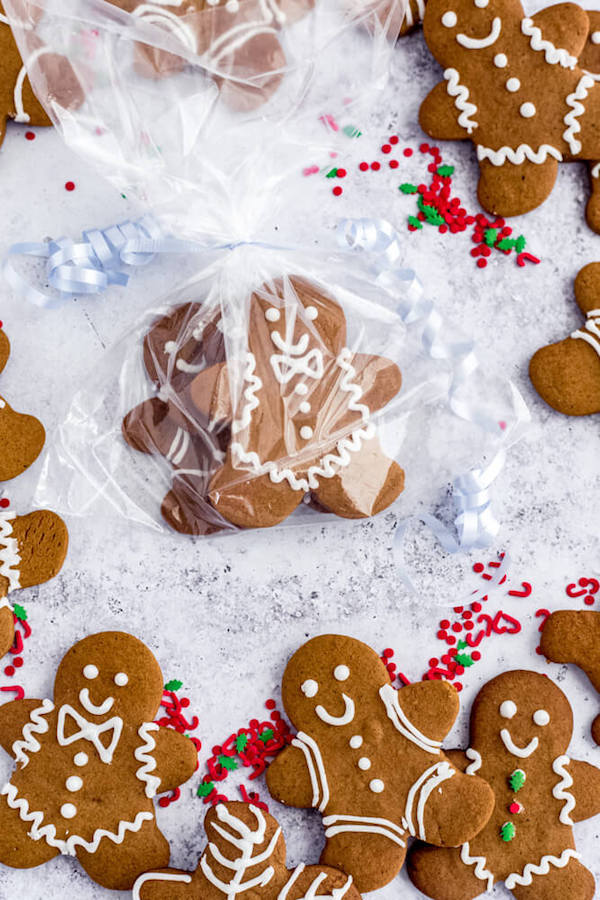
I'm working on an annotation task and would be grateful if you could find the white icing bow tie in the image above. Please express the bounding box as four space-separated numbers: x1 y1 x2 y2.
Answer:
270 347 324 384
57 705 122 764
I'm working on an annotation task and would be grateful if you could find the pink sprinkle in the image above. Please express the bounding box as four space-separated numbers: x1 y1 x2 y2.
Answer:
302 165 320 176
499 420 507 430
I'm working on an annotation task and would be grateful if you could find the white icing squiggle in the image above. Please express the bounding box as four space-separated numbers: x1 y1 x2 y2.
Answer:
133 872 192 900
477 143 562 166
200 804 279 898
563 74 596 156
444 68 478 134
278 865 353 900
572 310 600 358
134 723 161 798
291 732 329 812
505 849 581 889
465 748 482 775
379 683 442 755
0 511 21 593
552 755 575 825
521 18 577 69
12 700 54 768
323 814 406 847
231 353 262 435
456 17 501 50
460 842 494 891
403 0 426 29
132 4 198 52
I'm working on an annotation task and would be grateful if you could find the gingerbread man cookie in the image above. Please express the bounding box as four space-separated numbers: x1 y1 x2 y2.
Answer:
529 263 600 416
0 632 198 890
0 325 45 480
541 610 600 746
189 277 405 530
265 635 494 893
0 504 68 661
133 800 363 900
409 670 600 900
420 0 600 219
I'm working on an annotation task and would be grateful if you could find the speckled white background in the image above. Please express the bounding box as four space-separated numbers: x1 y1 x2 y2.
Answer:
0 0 600 896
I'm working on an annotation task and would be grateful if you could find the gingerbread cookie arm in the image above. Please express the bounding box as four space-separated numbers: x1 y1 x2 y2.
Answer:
419 82 470 141
0 329 10 375
575 263 600 317
391 681 459 741
566 759 600 822
0 698 47 756
527 4 589 60
266 743 320 808
344 353 402 415
150 727 198 793
477 157 559 218
189 362 232 425
0 605 14 659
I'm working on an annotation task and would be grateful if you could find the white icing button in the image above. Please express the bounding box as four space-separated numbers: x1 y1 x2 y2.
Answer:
500 700 517 719
349 735 363 749
506 78 520 93
225 0 239 10
474 0 489 6
74 752 88 767
164 340 177 354
61 803 77 819
358 757 371 770
83 665 98 680
592 31 600 45
305 306 318 320
533 709 550 726
301 679 318 698
300 426 314 440
334 665 350 681
294 383 309 396
494 53 508 68
66 776 83 792
520 102 536 118
442 11 457 27
299 401 311 414
114 672 129 687
369 779 385 793
265 308 280 322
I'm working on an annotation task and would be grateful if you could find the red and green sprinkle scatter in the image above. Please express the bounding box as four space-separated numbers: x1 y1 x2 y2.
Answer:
155 682 202 807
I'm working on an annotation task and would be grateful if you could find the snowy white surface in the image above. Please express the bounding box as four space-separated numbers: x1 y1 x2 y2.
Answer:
0 1 600 897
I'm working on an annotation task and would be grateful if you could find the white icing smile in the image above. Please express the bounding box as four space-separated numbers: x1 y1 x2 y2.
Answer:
79 688 115 716
500 728 539 758
457 16 501 49
315 693 355 726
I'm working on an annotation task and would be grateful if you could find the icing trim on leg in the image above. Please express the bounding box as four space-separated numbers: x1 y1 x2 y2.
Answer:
572 310 600 358
505 849 581 890
460 842 494 891
322 814 406 848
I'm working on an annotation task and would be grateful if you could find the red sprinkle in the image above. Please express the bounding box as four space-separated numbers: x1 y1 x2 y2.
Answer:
0 498 9 509
403 148 413 157
65 181 76 192
381 144 391 154
25 131 35 141
332 186 343 197
389 136 399 145
336 168 347 178
371 162 381 171
359 162 369 171
389 160 399 169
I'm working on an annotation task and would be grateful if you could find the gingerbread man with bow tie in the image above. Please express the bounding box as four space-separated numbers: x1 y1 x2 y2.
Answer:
0 632 198 890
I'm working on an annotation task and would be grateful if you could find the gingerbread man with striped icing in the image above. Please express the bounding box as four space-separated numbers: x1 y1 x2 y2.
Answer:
409 670 600 900
133 800 363 900
0 632 198 890
266 635 494 893
187 277 405 531
529 263 600 416
420 0 600 219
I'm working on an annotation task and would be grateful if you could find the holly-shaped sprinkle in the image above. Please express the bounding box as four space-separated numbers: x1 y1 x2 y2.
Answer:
235 733 249 753
399 183 418 194
509 801 523 815
484 228 499 247
437 165 454 177
326 168 338 178
12 603 27 621
454 652 475 667
197 781 215 797
501 821 516 842
218 754 238 771
408 215 423 230
417 196 445 226
164 679 183 692
258 728 275 744
509 769 526 793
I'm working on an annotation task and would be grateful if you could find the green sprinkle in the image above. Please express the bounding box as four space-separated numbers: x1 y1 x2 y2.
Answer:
218 754 238 771
417 196 445 226
259 728 275 744
235 734 249 753
456 640 468 650
408 216 423 230
164 679 183 692
197 781 214 797
501 821 516 842
515 235 526 253
497 237 517 251
326 168 338 178
437 165 455 177
399 183 418 194
12 604 27 621
484 228 499 247
454 652 475 667
343 125 362 138
509 769 526 793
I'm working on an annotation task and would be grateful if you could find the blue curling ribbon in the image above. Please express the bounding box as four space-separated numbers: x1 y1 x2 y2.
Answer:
2 215 164 309
337 217 529 583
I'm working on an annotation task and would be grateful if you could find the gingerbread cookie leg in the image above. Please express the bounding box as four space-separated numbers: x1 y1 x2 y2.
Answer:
134 869 194 900
76 818 170 891
208 455 304 528
312 437 404 518
320 832 406 892
510 858 595 900
0 794 59 868
477 158 559 218
408 844 485 900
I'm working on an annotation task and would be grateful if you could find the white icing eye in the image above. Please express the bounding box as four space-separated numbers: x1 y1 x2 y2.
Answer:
520 102 536 118
61 803 77 819
500 701 517 719
74 752 88 767
442 10 457 27
299 401 311 414
474 0 489 6
305 306 318 320
349 735 363 749
300 426 314 440
506 78 520 93
301 679 318 698
369 779 385 793
294 383 309 396
265 308 280 322
358 757 371 770
66 776 83 792
494 53 508 68
592 31 600 45
533 709 550 726
114 672 128 687
225 0 239 10
334 665 350 681
83 665 99 680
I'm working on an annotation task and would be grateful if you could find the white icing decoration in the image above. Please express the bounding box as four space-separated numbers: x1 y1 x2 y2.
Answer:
533 709 550 726
13 47 55 124
404 761 455 840
74 752 88 767
494 53 507 68
500 700 517 719
57 705 123 765
0 511 20 592
114 672 129 687
301 679 318 698
456 17 501 49
379 684 442 755
564 74 596 155
200 804 280 898
176 358 204 374
474 0 488 7
369 779 384 793
135 723 161 798
476 143 562 165
79 688 114 716
323 814 406 848
506 78 520 92
226 0 240 12
166 428 190 466
294 383 309 396
520 102 536 118
202 22 279 66
552 755 575 825
593 32 600 46
265 308 280 322
305 306 318 320
403 0 426 28
315 693 355 726
66 776 83 792
500 728 539 758
12 700 54 768
349 735 362 749
444 69 479 134
164 340 177 354
131 4 198 53
83 665 99 680
521 18 577 69
592 163 600 178
572 310 600 357
61 803 77 819
505 849 581 889
358 757 371 770
291 732 329 812
460 842 494 890
465 748 482 775
231 353 262 436
269 305 325 386
299 401 311 414
133 872 193 900
278 865 353 900
300 426 313 440
442 11 457 27
334 665 350 681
